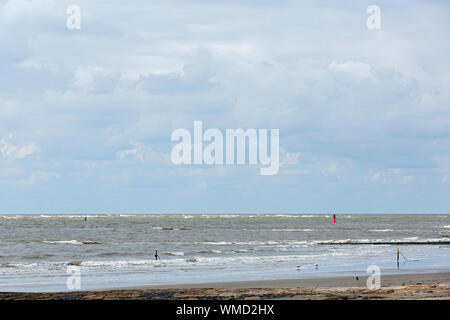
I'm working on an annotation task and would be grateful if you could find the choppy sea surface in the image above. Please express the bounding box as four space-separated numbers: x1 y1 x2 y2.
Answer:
0 214 449 292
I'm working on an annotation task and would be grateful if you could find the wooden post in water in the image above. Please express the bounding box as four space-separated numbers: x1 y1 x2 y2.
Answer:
397 248 399 269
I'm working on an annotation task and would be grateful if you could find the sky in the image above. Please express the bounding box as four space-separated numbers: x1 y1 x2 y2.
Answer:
0 0 449 214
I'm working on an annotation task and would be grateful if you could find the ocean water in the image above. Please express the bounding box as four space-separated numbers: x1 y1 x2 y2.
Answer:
0 214 449 292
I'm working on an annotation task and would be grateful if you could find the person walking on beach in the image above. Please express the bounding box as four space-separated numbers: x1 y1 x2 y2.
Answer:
333 214 336 224
154 250 160 260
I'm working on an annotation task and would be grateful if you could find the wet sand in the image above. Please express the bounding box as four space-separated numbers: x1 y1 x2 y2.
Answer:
1 272 449 300
141 272 450 289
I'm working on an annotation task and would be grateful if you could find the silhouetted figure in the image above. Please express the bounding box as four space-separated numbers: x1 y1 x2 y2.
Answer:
155 250 160 260
315 264 319 270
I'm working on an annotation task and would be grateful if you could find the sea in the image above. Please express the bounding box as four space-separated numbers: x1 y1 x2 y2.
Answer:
0 214 449 292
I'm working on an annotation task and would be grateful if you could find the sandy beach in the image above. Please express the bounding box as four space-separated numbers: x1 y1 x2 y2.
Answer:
142 271 450 289
1 272 449 300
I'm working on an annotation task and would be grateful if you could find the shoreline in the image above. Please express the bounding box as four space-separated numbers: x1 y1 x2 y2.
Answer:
1 271 449 300
133 271 450 289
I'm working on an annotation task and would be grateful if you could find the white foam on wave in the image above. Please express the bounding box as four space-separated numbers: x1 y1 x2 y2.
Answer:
200 215 242 219
270 228 314 232
24 215 109 219
152 226 188 231
43 240 83 245
231 249 248 253
165 252 184 256
42 240 100 245
271 214 302 218
81 260 152 267
197 241 232 245
198 249 222 254
314 239 353 244
195 240 311 246
75 254 329 269
1 263 37 268
266 214 333 218
315 237 449 244
370 229 394 232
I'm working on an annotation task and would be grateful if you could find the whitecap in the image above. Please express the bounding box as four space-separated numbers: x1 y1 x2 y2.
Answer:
196 241 232 245
198 249 222 254
231 249 248 253
270 228 314 232
164 252 184 256
42 240 83 245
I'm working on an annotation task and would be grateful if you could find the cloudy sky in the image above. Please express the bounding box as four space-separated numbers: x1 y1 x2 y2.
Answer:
0 0 449 214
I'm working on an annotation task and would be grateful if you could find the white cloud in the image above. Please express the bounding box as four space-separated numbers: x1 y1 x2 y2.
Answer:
22 170 59 185
0 138 39 160
117 142 169 164
329 61 373 80
369 169 415 185
280 151 301 167
370 171 383 182
72 65 119 93
0 166 24 176
117 142 145 161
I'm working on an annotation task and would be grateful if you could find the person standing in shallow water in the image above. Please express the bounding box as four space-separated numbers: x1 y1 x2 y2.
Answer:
154 250 160 260
333 214 336 224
